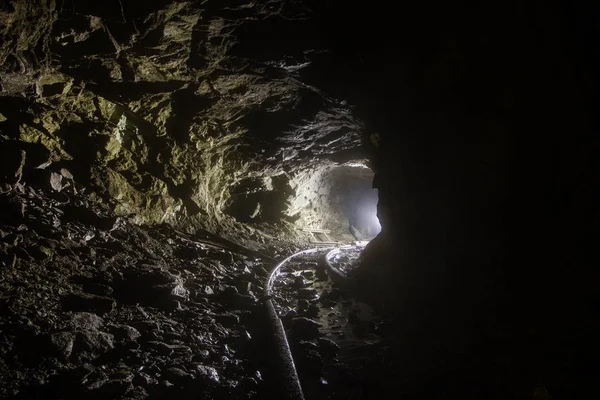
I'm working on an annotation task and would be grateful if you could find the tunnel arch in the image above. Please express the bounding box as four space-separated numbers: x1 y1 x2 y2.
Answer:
287 162 381 242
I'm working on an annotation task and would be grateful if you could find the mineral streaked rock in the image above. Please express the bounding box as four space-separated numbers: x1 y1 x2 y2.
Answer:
0 0 364 247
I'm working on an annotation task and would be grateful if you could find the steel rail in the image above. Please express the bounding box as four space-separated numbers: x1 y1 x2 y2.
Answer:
263 246 337 400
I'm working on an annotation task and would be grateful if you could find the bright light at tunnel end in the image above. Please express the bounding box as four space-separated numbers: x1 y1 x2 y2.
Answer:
370 212 382 234
360 208 381 243
352 195 381 243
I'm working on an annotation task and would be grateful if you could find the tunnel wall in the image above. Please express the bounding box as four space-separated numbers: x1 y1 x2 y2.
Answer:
305 0 599 392
287 164 377 241
0 0 365 246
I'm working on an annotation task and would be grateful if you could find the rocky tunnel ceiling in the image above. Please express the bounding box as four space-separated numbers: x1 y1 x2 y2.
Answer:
289 164 379 240
0 0 368 248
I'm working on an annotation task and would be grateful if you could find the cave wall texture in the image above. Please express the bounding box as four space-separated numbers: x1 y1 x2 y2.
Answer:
0 0 366 247
1 0 599 395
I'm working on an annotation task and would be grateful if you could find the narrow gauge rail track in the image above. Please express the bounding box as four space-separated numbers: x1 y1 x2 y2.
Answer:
266 244 391 400
170 231 389 399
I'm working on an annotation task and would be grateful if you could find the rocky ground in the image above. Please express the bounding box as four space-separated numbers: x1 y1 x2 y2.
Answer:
270 249 390 400
0 175 550 400
0 177 296 399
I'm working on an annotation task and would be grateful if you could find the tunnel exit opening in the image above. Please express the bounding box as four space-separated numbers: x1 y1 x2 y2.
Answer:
222 162 381 245
334 164 381 241
288 162 381 243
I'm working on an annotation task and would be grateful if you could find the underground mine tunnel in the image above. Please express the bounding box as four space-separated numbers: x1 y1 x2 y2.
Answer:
0 0 598 399
222 161 380 243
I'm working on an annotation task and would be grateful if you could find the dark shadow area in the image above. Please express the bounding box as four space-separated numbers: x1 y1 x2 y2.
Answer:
311 1 600 398
229 16 323 62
